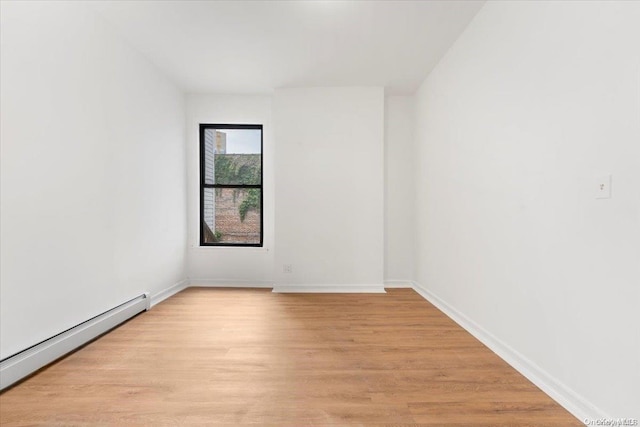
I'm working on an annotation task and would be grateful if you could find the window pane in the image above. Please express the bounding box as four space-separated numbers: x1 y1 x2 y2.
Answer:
202 188 261 244
214 129 261 185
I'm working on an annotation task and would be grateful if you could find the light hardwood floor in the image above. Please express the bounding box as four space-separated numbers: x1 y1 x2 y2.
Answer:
0 288 581 426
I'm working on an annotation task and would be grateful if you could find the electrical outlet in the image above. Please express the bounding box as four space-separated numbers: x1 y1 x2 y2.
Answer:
283 264 292 274
595 174 612 199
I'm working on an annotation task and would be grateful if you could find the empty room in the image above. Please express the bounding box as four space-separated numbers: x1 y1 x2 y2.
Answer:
1 0 638 425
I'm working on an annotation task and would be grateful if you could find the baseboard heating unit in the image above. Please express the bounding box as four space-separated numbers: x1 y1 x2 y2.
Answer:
0 293 149 391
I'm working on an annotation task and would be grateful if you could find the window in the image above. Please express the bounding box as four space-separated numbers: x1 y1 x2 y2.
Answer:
200 124 263 246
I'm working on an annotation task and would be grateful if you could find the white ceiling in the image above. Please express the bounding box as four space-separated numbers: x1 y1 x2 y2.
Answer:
90 1 484 95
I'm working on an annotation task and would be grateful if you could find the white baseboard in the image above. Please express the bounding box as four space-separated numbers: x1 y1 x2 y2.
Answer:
409 281 608 423
149 279 190 308
383 280 414 288
189 278 274 288
272 284 386 293
0 294 148 391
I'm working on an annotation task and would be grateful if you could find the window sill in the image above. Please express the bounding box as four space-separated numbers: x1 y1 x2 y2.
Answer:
190 245 270 253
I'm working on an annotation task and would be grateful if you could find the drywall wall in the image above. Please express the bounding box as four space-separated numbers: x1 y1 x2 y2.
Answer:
273 87 384 289
186 94 274 284
414 0 639 418
0 1 187 359
384 96 415 284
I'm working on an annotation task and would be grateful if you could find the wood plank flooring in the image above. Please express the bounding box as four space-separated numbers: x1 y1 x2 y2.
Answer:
0 288 581 426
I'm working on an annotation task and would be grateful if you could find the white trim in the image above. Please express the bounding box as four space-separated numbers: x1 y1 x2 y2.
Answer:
383 280 414 288
189 278 274 288
409 281 608 423
189 245 270 253
272 284 386 293
0 294 147 391
149 279 190 308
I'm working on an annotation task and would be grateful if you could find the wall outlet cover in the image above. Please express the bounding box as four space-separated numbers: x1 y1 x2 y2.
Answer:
595 174 612 199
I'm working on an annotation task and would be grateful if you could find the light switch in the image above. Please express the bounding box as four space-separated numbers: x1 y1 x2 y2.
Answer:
595 174 612 199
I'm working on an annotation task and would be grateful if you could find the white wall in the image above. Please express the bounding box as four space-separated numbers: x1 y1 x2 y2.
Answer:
273 87 384 288
186 94 274 284
0 1 187 359
384 96 415 284
414 1 639 418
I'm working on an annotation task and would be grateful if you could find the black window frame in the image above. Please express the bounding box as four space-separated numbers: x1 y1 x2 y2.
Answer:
199 123 263 247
